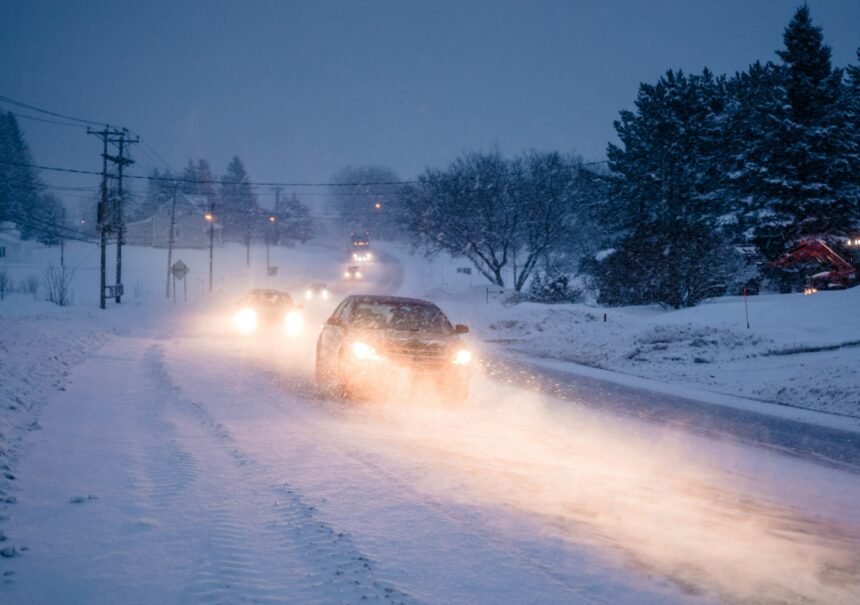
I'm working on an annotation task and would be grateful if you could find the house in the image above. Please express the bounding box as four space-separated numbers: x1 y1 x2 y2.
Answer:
0 223 24 262
125 194 222 249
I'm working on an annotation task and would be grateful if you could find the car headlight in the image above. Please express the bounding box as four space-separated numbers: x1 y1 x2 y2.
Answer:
233 307 258 334
366 252 373 260
355 271 362 278
285 310 304 336
344 271 351 278
452 349 472 365
351 341 381 361
305 289 313 300
322 290 329 300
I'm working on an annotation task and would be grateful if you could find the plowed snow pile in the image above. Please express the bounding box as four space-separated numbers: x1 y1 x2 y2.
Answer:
382 243 860 418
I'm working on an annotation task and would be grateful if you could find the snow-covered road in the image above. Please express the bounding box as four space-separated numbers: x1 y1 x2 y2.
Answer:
2 252 860 604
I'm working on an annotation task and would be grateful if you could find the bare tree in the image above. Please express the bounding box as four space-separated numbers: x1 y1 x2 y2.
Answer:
405 151 599 291
0 270 8 300
406 151 519 288
328 165 402 239
43 266 75 306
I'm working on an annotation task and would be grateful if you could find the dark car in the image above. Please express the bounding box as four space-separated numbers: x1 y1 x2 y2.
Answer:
304 282 330 301
343 265 363 280
232 289 304 336
315 295 472 400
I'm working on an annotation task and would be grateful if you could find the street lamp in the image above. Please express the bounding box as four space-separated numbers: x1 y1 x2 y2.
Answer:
374 201 382 209
205 205 215 293
267 215 277 272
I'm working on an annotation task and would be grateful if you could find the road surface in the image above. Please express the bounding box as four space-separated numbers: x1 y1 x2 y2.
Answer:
2 253 860 604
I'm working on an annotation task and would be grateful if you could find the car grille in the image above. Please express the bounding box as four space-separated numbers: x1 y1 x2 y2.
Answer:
385 341 448 369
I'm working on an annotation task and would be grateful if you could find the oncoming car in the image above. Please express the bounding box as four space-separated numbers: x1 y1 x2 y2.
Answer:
304 282 330 301
232 289 304 336
343 266 363 280
351 250 373 263
315 295 472 400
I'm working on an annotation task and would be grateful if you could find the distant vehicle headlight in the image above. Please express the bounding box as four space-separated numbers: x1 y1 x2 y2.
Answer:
305 289 313 300
366 252 373 260
285 310 304 336
355 271 362 278
452 349 472 365
322 290 330 300
351 341 381 361
344 271 351 278
233 307 258 334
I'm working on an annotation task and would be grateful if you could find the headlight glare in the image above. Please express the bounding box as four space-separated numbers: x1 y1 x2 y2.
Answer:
233 307 258 334
453 349 472 365
351 341 380 361
285 310 304 336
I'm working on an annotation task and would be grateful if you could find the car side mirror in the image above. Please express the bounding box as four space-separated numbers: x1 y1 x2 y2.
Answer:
454 324 469 334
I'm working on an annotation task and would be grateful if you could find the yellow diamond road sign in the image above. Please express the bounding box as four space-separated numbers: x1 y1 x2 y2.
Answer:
171 260 189 280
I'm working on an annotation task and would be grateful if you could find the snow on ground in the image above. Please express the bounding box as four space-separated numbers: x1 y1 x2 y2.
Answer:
380 243 860 420
2 238 860 604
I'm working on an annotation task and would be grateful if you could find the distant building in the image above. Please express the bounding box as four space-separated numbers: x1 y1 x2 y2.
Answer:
126 194 223 248
0 223 24 262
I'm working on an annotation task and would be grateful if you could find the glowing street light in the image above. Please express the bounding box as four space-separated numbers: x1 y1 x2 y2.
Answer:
374 201 382 210
204 212 214 222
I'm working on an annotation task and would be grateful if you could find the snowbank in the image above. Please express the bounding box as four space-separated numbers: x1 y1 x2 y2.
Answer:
0 294 120 516
382 244 860 419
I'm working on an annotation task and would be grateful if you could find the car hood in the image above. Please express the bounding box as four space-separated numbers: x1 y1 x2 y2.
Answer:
350 328 458 347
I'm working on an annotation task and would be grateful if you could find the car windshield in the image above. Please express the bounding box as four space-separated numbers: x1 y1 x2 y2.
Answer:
248 291 293 307
350 301 453 333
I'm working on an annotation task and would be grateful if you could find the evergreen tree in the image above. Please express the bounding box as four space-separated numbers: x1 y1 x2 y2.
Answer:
178 159 217 198
0 111 42 235
327 165 402 240
606 69 729 232
273 193 313 245
723 61 786 240
749 5 855 258
219 156 258 259
841 49 860 221
133 168 176 221
33 193 65 245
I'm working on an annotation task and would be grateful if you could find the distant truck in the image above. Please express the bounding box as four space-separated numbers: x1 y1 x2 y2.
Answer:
771 235 860 292
350 232 373 263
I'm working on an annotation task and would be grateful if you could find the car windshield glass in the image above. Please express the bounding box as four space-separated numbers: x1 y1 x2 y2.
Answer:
249 291 292 306
350 301 452 333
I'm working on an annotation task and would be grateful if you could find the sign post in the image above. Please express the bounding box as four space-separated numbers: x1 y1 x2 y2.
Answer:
171 260 190 304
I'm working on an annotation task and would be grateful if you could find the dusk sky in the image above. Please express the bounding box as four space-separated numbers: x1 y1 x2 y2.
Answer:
1 0 859 205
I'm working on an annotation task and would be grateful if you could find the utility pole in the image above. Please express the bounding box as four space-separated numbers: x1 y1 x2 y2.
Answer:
107 129 138 304
205 196 215 293
60 206 66 268
88 126 114 310
166 185 178 299
87 126 136 308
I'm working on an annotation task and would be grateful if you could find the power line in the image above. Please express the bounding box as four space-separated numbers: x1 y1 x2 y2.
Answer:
1 208 98 244
1 158 608 188
6 111 88 129
0 159 419 187
0 94 117 127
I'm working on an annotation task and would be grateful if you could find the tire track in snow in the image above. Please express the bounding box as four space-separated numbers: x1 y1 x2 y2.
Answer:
145 345 416 604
